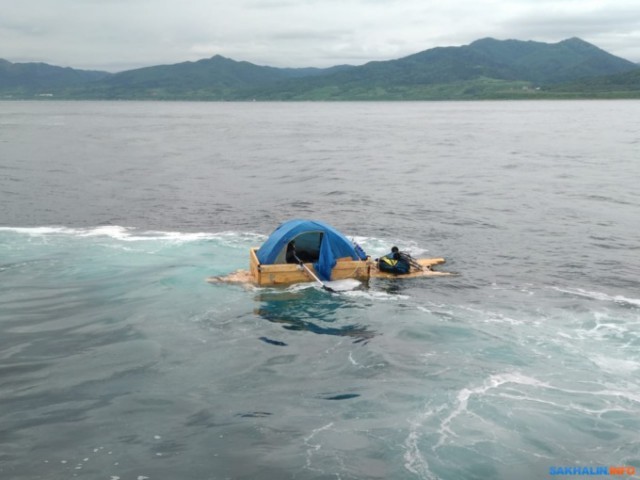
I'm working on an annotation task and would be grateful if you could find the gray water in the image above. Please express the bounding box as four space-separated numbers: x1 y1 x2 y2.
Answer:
1 100 639 479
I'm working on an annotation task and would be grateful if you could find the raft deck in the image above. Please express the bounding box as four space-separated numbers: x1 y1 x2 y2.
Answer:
207 251 450 286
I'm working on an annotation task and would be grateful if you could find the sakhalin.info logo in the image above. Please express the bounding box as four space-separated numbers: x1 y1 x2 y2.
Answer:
549 466 636 476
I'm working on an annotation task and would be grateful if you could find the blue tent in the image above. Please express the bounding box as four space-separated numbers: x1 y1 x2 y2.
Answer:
256 219 366 281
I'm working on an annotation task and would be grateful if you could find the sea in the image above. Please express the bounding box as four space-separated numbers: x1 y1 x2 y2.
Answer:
1 100 639 480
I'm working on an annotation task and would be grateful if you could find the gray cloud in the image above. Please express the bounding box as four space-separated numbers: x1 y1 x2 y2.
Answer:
503 5 640 37
1 0 639 72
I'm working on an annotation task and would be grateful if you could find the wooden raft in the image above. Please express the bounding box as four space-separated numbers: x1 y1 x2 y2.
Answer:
369 257 449 279
207 250 451 286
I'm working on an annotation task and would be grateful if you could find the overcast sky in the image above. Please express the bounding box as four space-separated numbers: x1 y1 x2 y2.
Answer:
2 0 639 72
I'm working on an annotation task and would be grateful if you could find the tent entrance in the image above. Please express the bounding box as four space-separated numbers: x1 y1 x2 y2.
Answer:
293 231 323 263
274 231 323 264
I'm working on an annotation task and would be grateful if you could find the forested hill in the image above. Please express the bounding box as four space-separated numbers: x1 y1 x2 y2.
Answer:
0 59 110 96
2 37 639 100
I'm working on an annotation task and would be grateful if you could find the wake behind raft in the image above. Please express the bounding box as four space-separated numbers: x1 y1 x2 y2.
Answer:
207 219 452 287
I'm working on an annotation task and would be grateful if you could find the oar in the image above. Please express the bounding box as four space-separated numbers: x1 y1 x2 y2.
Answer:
294 254 336 293
400 252 424 271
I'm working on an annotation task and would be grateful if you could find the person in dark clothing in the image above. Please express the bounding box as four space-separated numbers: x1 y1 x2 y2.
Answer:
378 246 411 274
286 241 298 264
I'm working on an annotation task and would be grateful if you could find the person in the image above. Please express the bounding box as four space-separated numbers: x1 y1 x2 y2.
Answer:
378 246 411 274
285 240 298 264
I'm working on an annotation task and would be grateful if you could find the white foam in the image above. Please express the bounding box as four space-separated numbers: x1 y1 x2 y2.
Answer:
458 305 525 325
434 372 548 450
303 422 334 473
553 287 640 308
590 355 640 374
348 351 359 366
2 227 430 260
351 236 430 258
0 226 73 235
0 225 265 244
286 282 317 293
563 310 640 345
343 289 410 301
325 279 362 292
286 279 365 294
404 407 440 480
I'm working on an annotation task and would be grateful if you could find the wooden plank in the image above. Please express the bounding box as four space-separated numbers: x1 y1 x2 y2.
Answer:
370 258 451 279
209 256 450 285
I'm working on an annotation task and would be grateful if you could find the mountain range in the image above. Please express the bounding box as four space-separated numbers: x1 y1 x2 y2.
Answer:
1 37 639 100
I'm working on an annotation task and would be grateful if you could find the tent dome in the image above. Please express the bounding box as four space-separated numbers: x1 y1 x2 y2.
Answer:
256 219 364 280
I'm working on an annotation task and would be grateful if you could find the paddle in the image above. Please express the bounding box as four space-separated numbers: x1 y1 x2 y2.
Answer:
399 252 424 272
294 253 336 293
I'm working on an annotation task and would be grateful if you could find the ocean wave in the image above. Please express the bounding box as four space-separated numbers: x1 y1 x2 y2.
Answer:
283 279 363 293
352 235 430 258
403 371 552 477
0 226 437 262
434 372 549 449
343 289 411 302
590 355 640 374
0 225 266 244
552 286 640 308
